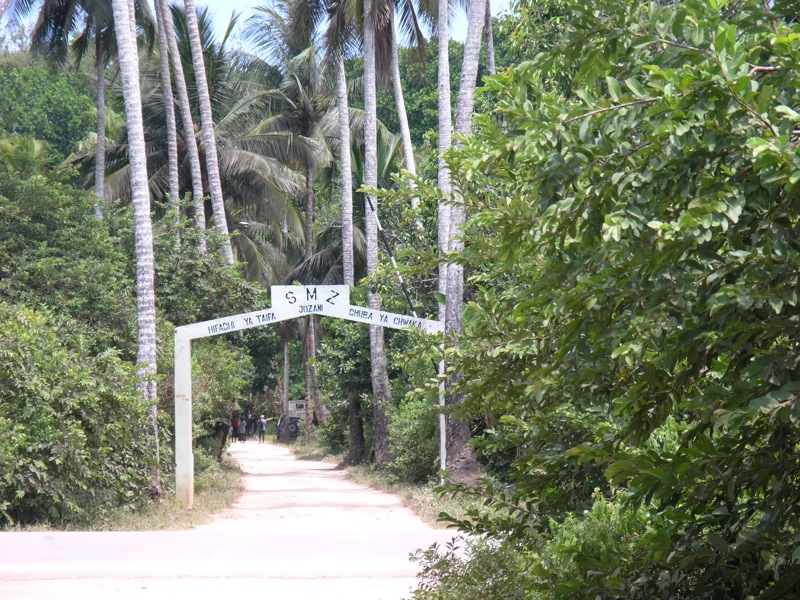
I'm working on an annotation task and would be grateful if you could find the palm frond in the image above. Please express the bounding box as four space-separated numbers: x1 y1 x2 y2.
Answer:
217 90 294 137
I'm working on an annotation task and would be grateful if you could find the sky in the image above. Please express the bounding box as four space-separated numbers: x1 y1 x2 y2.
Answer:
196 0 513 48
0 0 513 53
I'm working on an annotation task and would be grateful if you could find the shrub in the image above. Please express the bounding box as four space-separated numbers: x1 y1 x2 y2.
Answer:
0 303 155 526
410 536 534 600
410 492 651 600
387 397 439 483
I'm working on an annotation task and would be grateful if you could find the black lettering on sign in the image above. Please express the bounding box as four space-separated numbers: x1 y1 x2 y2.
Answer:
306 287 318 301
286 291 297 305
326 289 340 305
299 304 323 314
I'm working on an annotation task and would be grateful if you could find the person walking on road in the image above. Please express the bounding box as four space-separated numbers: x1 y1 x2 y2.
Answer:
230 416 239 443
238 416 247 443
257 415 267 443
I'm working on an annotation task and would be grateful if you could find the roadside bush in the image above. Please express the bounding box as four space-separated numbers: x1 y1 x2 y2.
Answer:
410 492 651 600
192 338 254 458
0 303 155 526
410 536 534 600
387 397 439 483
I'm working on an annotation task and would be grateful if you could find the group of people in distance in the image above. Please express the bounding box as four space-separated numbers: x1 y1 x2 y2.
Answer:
229 413 268 443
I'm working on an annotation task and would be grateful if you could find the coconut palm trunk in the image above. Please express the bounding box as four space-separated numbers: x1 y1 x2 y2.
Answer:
336 56 355 287
442 0 488 485
334 55 363 460
111 0 160 486
154 0 180 210
436 0 452 323
157 0 206 246
364 0 392 469
94 30 106 220
389 15 416 178
183 0 234 263
302 326 315 443
484 0 496 76
303 168 327 429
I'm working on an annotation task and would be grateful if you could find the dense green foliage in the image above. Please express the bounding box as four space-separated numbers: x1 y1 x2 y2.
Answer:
0 134 263 526
373 39 465 149
0 302 155 526
0 154 136 357
396 0 800 596
0 59 94 158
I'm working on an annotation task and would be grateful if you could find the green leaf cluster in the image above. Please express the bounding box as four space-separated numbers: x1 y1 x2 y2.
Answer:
405 0 800 596
0 302 155 526
0 59 94 158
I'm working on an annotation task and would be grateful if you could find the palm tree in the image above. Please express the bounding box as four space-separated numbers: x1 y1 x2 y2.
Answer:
436 0 452 323
183 0 234 263
154 0 178 207
282 0 358 284
484 0 495 76
443 0 488 484
362 0 393 469
157 0 206 240
8 0 152 218
286 149 379 463
110 0 159 487
245 1 341 435
335 55 355 285
383 0 435 180
69 8 314 284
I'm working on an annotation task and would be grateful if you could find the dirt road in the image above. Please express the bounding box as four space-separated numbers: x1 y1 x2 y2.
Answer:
0 442 454 599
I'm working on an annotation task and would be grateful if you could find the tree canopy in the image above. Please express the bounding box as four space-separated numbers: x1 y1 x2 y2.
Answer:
399 0 800 595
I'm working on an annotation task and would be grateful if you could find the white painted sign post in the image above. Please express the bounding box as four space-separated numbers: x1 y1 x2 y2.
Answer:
174 285 443 506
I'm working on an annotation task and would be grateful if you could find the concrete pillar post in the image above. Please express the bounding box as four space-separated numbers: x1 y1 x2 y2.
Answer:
174 333 194 507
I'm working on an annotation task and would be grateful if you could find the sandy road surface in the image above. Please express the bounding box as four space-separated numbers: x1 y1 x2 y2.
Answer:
0 442 455 599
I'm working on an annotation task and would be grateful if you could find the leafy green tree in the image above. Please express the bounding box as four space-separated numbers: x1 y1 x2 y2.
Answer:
0 59 94 157
393 0 800 596
0 145 136 356
0 303 154 526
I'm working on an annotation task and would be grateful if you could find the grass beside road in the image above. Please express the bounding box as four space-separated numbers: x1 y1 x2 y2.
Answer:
89 451 243 531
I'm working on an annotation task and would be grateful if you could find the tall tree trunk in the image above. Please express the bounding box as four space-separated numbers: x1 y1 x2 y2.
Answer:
183 0 233 263
302 327 315 444
345 392 365 465
303 169 327 429
154 0 180 211
389 14 422 229
336 56 355 287
335 56 357 469
112 0 160 489
483 0 496 76
436 0 452 323
364 0 392 469
442 0 488 486
283 339 290 413
94 30 106 221
157 0 206 250
389 15 416 178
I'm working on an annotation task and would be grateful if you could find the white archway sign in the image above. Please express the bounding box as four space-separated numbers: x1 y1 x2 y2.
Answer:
174 285 444 506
